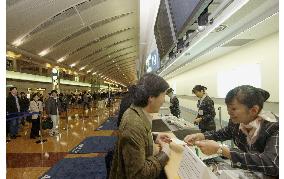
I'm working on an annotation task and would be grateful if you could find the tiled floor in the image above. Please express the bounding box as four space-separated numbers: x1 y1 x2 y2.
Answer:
6 101 119 179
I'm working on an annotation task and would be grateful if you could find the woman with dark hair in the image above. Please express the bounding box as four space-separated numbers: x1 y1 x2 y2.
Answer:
184 85 278 177
192 85 216 132
29 93 43 139
117 85 136 127
166 88 180 118
110 73 171 179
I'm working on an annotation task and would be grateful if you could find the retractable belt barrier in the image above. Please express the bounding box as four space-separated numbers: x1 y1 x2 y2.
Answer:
6 112 40 122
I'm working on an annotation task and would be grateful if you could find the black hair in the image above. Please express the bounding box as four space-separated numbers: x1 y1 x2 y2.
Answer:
20 92 25 95
128 85 137 95
225 85 270 111
166 88 174 95
51 90 58 94
192 85 207 93
30 93 39 101
117 84 137 126
133 73 169 107
10 87 17 91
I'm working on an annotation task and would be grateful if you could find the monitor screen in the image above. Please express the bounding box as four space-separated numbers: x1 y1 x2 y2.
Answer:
168 0 212 38
154 0 175 59
146 49 160 73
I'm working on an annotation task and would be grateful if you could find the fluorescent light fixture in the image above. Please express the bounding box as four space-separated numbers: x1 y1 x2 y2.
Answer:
87 70 91 73
70 63 76 67
57 56 66 63
79 66 86 71
38 49 50 57
12 37 25 46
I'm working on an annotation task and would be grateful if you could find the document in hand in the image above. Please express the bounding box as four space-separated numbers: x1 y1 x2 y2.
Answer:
178 146 217 179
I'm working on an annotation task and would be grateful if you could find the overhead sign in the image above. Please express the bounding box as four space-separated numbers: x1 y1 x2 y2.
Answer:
146 49 160 73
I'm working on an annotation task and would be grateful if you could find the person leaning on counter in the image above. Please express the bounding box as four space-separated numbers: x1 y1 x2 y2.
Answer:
110 73 172 179
184 85 279 177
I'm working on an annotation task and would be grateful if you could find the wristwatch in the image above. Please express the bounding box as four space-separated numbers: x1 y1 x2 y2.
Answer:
217 144 224 155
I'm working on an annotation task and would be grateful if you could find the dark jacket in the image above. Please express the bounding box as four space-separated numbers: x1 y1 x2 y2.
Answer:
204 118 279 176
19 96 30 112
110 105 169 179
197 95 216 132
169 95 180 118
6 94 19 118
46 97 61 115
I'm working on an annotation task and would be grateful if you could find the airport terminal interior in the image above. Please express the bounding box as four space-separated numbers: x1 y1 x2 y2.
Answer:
5 0 279 178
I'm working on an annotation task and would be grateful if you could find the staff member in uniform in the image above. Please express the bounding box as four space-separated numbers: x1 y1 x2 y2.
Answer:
192 85 216 132
184 85 278 177
166 88 180 118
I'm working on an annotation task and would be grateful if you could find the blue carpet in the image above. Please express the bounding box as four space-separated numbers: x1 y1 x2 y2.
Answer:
39 157 107 179
96 117 118 130
69 136 117 154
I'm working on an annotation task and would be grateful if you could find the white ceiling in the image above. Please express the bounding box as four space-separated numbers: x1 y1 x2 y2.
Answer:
7 0 139 85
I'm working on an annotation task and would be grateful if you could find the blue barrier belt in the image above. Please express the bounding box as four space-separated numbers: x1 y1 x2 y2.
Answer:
6 111 31 116
6 112 40 122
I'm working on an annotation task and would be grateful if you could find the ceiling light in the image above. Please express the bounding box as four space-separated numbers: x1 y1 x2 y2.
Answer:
57 56 66 63
46 63 51 68
70 63 76 67
79 66 86 71
12 37 24 46
38 49 50 57
87 70 91 73
6 51 21 59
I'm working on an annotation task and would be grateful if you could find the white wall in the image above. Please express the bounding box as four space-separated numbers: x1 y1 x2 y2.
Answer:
166 32 279 120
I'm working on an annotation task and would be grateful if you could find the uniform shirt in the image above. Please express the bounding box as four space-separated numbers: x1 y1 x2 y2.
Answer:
169 95 180 117
204 114 279 176
196 95 216 131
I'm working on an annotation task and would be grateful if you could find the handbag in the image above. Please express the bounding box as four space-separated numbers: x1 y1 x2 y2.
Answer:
42 117 53 130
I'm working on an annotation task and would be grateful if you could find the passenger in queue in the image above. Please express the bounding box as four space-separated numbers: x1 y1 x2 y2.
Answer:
184 85 278 177
110 73 171 179
46 90 61 136
29 93 43 139
192 85 216 132
166 88 180 118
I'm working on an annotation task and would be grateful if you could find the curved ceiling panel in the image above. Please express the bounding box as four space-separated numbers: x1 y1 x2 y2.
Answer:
7 0 139 85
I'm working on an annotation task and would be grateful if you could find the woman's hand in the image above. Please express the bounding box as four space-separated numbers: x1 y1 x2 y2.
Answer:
184 133 205 146
195 140 219 155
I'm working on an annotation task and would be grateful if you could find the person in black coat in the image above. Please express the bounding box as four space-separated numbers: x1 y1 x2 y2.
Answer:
166 88 180 118
192 85 216 132
19 92 30 125
6 87 21 139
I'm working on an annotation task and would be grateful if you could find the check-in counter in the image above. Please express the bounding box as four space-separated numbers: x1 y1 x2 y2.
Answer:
157 131 273 179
